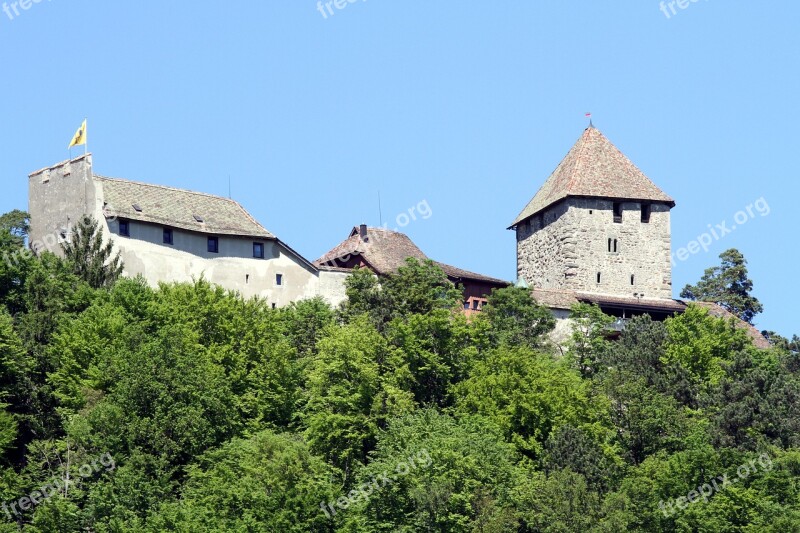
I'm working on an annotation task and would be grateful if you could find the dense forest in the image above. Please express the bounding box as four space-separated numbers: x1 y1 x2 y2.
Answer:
0 210 798 532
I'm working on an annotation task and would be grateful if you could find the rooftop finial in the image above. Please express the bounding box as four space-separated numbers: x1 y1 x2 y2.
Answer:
585 112 593 128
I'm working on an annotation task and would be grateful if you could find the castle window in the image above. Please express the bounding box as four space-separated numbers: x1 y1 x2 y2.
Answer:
631 274 635 285
608 238 618 253
276 273 283 286
163 228 173 245
208 236 219 253
253 242 264 259
119 219 129 237
641 204 651 223
271 303 276 309
613 202 623 223
596 272 602 284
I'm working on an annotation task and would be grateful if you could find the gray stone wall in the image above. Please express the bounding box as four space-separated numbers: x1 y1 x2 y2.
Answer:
517 198 672 299
28 155 96 256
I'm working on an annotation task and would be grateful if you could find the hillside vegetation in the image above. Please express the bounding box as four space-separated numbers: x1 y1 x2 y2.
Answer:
0 212 798 532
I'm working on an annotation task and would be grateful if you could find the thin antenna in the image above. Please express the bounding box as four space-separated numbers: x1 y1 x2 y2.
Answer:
378 191 383 226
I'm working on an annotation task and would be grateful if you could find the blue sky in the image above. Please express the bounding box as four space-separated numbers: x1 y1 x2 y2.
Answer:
1 1 797 336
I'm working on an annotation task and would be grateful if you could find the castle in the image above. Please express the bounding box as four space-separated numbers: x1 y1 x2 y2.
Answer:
24 125 771 347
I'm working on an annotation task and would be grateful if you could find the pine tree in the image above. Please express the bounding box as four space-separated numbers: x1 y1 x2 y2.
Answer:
680 248 763 324
61 215 123 289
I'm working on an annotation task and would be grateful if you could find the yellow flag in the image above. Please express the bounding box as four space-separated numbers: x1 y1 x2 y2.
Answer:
68 120 87 149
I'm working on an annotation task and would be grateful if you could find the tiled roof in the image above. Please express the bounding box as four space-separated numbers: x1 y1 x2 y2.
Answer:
97 176 274 239
315 227 427 274
577 292 687 313
314 226 508 285
511 127 674 227
530 288 580 309
434 262 509 286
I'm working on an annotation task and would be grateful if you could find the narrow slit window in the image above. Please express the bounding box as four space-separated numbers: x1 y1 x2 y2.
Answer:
163 228 173 245
596 272 602 284
613 239 618 253
631 274 635 285
275 273 283 286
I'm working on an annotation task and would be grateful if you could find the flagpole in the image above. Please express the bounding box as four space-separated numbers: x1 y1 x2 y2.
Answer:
84 118 88 156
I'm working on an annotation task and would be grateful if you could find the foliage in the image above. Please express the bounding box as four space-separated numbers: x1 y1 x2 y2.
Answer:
663 304 752 385
61 215 123 289
477 285 556 350
680 248 764 324
0 209 796 531
568 303 614 377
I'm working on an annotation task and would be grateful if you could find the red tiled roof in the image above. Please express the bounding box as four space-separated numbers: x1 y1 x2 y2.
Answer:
511 127 674 227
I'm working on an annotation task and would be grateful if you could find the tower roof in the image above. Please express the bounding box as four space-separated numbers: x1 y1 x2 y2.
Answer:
510 126 674 227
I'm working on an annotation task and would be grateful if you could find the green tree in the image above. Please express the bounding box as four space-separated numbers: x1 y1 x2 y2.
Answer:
568 303 614 378
663 304 752 385
454 346 612 458
342 409 521 532
383 258 462 317
680 248 763 324
477 286 555 350
144 431 339 533
302 316 414 481
61 215 123 289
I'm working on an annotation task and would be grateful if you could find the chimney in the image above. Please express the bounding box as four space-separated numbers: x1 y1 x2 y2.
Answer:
359 224 368 240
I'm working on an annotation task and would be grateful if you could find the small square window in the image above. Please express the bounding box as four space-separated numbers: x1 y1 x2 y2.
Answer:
163 228 173 245
641 204 651 223
208 236 219 253
463 301 470 310
253 242 264 259
119 220 130 237
275 273 283 286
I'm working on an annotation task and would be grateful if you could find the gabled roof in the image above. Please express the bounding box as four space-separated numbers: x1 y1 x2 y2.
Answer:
314 226 508 285
511 126 674 227
97 176 274 239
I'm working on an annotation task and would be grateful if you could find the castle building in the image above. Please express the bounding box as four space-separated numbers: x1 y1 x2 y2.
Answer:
315 225 509 315
509 125 683 320
27 154 349 308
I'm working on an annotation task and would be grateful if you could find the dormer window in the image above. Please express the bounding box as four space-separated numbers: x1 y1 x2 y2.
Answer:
193 214 204 223
132 203 143 212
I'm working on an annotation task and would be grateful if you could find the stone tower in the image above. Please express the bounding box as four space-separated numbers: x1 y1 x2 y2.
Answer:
510 126 675 300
